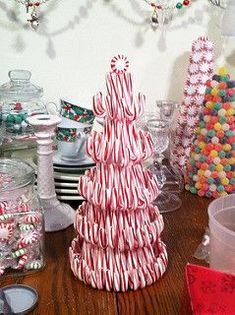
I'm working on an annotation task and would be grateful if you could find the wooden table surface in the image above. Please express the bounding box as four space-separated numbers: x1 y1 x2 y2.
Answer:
0 191 211 315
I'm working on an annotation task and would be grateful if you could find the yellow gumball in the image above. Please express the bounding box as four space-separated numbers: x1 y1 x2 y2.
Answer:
226 108 235 116
198 170 205 176
206 102 214 109
196 127 201 134
214 123 222 131
210 150 218 158
223 144 232 152
219 191 228 197
195 182 201 189
219 67 228 76
221 177 229 185
229 157 235 165
198 142 206 149
211 88 218 96
215 164 223 172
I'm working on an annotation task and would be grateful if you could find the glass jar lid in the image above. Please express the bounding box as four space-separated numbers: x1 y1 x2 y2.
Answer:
0 158 35 192
0 70 43 100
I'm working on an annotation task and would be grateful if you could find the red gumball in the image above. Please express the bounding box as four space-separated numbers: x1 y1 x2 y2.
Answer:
217 130 225 138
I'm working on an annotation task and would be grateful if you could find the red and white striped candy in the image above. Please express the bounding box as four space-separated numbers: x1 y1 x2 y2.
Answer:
23 213 41 224
15 254 29 269
111 55 129 75
18 231 41 247
0 223 14 242
18 203 29 213
0 201 9 214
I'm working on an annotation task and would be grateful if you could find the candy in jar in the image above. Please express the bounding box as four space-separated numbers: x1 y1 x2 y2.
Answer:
0 158 45 275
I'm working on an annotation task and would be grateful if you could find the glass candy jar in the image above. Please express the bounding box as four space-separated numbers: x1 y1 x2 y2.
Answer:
0 158 45 275
0 70 46 149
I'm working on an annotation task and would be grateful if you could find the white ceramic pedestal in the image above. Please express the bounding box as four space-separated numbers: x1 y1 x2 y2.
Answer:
27 114 75 232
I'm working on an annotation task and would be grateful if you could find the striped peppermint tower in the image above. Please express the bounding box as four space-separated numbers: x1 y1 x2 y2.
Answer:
69 55 168 292
172 37 215 176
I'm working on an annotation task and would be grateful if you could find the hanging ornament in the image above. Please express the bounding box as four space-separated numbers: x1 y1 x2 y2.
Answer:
208 0 226 9
27 7 40 30
143 0 191 29
14 0 49 30
151 8 159 28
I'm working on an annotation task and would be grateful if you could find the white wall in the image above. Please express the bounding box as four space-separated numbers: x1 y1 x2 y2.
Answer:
0 0 234 111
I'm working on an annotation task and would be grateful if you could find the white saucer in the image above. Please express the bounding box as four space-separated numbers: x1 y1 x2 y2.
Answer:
53 151 95 167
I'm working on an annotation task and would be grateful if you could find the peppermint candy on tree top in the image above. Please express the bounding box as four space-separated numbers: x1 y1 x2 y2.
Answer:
111 55 129 74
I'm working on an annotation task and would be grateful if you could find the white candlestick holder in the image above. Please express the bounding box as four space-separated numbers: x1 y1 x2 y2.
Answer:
27 114 75 232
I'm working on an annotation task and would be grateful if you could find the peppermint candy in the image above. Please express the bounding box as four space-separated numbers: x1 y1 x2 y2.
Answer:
0 223 14 242
0 214 13 222
18 231 41 247
18 203 29 212
25 260 43 270
111 55 129 74
12 248 28 259
15 254 29 269
19 224 35 232
22 213 42 224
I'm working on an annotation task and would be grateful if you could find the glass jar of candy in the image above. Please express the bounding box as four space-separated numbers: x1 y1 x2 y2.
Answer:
0 70 46 151
0 158 45 275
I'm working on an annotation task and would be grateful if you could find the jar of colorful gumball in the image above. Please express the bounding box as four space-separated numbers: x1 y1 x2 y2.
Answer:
0 158 44 275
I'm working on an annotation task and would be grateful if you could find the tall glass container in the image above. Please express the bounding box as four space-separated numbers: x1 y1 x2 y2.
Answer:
0 158 45 276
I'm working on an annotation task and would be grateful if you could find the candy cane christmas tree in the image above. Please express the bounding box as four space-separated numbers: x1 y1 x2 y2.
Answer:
70 55 168 291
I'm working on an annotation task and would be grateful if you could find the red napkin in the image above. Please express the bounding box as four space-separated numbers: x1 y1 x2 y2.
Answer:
185 264 235 315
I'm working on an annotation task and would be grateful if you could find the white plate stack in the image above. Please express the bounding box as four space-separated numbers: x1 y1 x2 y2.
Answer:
10 149 95 201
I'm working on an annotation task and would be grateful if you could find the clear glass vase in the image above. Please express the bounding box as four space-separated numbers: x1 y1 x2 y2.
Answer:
0 70 46 151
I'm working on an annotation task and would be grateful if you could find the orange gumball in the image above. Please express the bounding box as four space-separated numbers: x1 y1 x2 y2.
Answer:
221 158 228 165
199 177 206 184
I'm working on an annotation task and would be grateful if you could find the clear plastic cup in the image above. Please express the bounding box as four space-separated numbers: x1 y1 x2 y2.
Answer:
208 194 235 274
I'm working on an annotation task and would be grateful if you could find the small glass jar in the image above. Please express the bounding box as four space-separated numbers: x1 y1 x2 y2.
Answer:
0 158 45 275
0 70 46 151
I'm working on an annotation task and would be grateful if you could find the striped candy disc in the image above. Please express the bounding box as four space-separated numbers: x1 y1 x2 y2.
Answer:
23 214 41 224
111 55 129 74
18 231 41 247
0 223 14 242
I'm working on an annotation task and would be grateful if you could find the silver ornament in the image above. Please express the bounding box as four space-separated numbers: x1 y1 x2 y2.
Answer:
151 9 159 28
28 10 40 30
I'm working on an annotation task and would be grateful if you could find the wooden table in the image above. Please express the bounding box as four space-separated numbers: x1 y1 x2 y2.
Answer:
0 191 211 315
